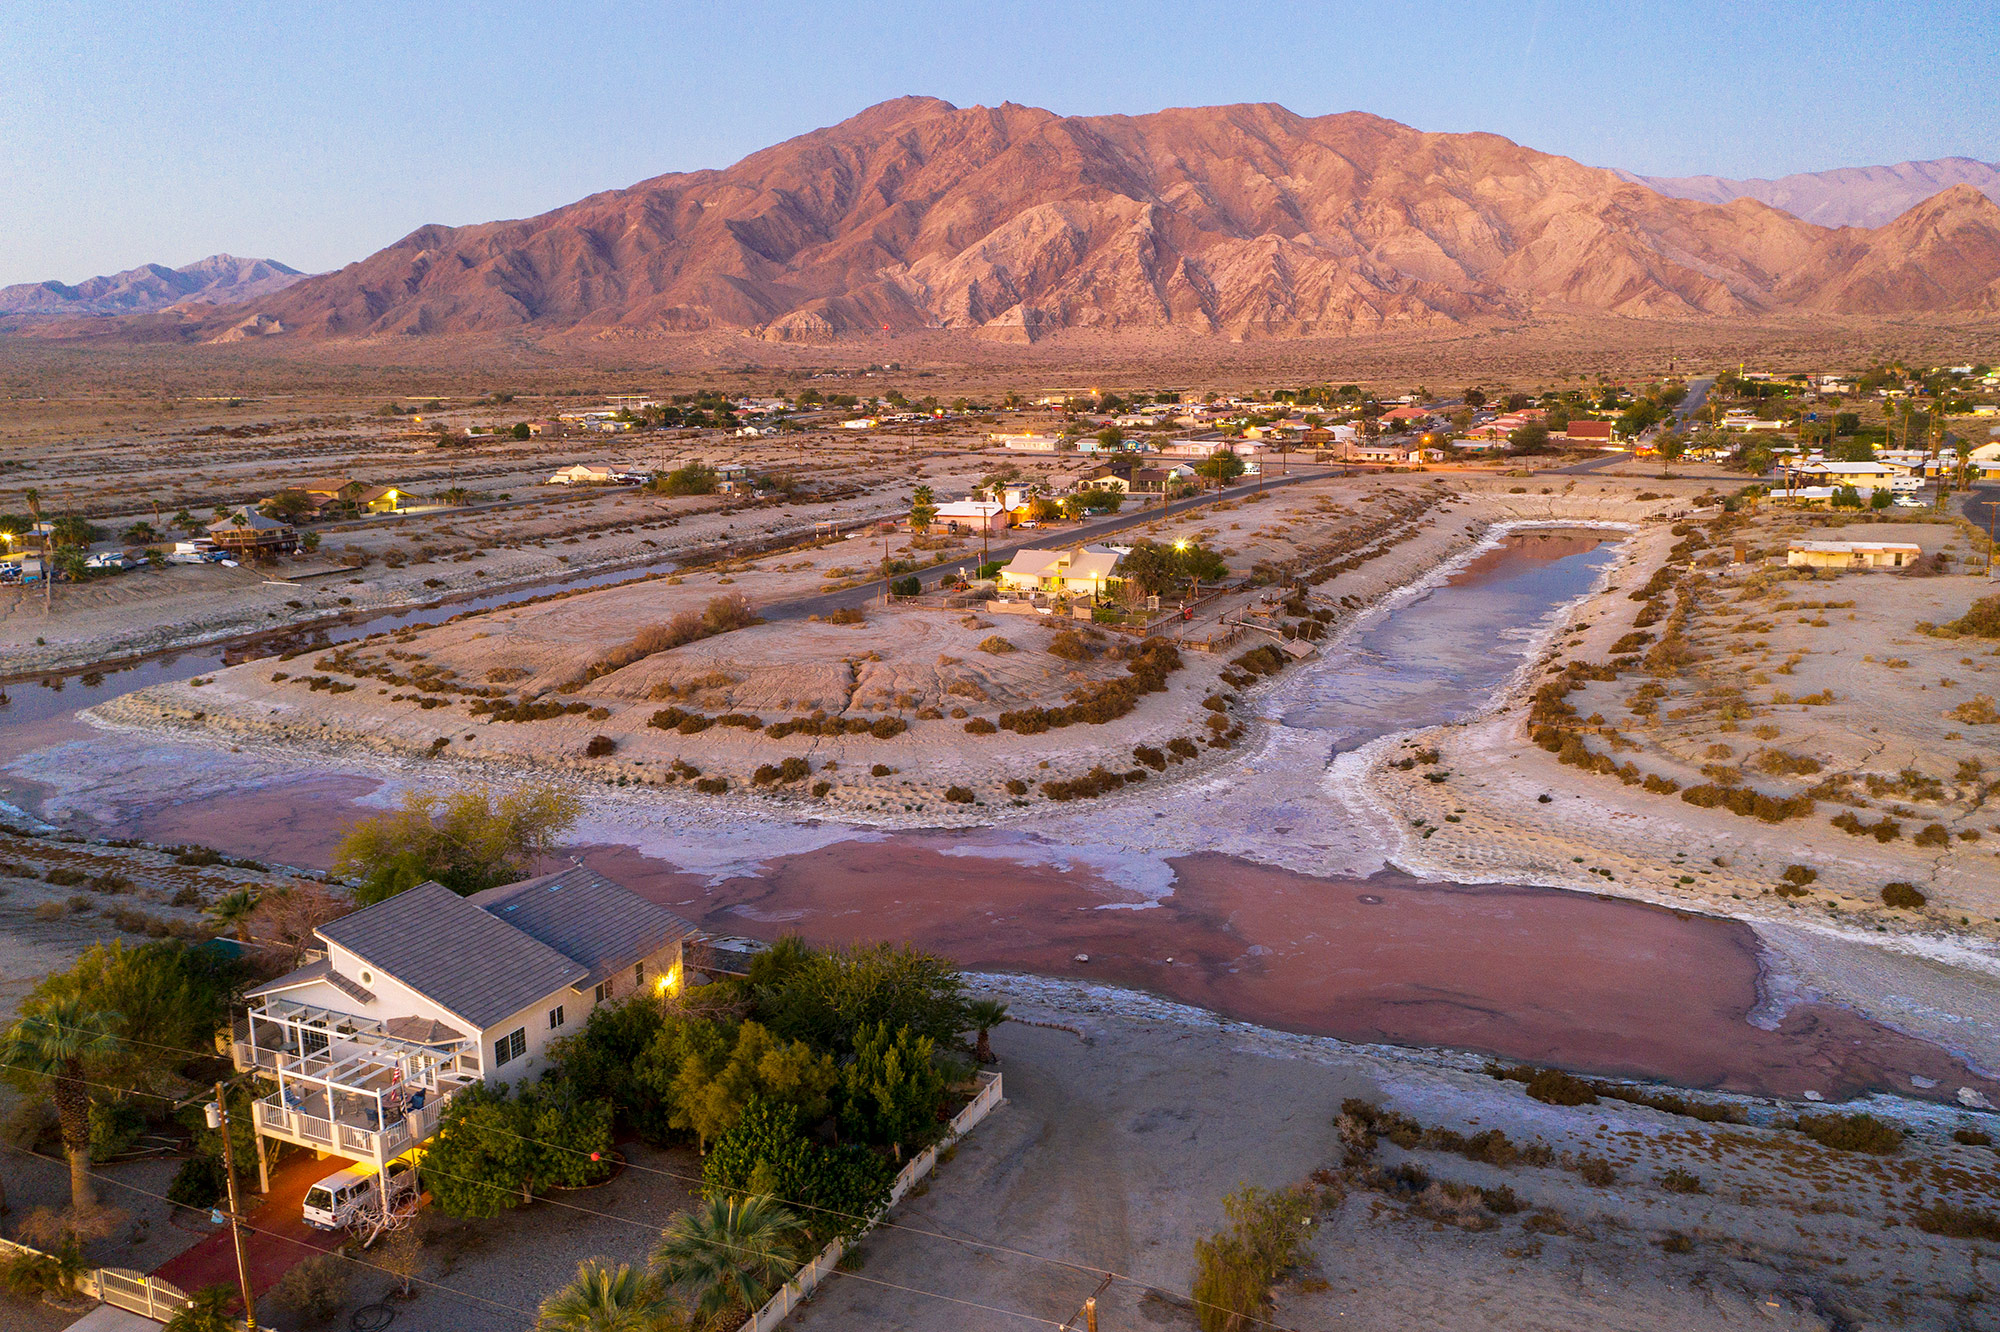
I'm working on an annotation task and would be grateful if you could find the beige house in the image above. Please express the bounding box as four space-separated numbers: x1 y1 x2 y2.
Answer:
998 546 1121 596
234 869 701 1200
1786 540 1922 570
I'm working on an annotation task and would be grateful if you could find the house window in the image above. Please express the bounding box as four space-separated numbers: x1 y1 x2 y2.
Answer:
594 981 610 1004
634 962 645 988
493 1028 526 1067
548 1006 565 1030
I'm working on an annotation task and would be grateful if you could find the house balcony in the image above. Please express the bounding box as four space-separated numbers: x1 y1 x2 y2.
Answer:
251 1084 454 1164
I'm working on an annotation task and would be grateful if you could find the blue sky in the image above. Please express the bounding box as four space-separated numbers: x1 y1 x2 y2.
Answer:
3 0 1995 286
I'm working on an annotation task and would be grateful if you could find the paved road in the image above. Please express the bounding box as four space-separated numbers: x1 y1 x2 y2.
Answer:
765 466 1340 620
1961 483 2000 550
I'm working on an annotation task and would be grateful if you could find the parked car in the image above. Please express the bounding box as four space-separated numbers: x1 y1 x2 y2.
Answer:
302 1159 417 1231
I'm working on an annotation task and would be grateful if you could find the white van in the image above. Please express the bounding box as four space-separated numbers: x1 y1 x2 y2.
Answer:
302 1159 417 1231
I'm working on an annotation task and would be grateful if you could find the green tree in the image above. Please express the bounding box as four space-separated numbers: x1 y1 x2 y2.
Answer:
754 940 970 1055
332 784 583 903
164 1284 238 1332
1095 425 1124 449
1508 423 1551 454
1116 541 1227 597
652 463 719 496
1870 488 1894 510
205 888 261 943
673 1022 837 1149
1194 449 1245 486
966 999 1008 1064
513 422 534 440
909 485 936 533
24 940 237 1094
121 521 159 544
260 490 315 523
1 998 124 1207
1654 433 1686 477
419 1082 609 1216
652 1195 806 1324
701 1100 893 1242
838 1022 947 1159
535 1260 679 1332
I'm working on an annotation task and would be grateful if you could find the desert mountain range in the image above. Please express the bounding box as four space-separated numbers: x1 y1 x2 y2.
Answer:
1622 156 2000 230
36 100 2000 345
0 254 306 317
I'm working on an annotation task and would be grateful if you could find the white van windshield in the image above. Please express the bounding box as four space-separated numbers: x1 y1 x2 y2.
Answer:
304 1188 334 1211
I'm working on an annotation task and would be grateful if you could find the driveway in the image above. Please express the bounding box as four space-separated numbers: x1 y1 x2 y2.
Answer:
152 1152 345 1302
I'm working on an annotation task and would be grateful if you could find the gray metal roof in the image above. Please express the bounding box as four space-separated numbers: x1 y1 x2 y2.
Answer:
465 865 704 988
244 957 333 1000
318 881 588 1032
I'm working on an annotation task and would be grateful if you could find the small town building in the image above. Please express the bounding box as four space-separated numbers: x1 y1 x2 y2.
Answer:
933 499 1010 535
206 508 297 555
358 484 416 514
997 546 1121 597
993 433 1061 452
1562 420 1614 444
546 464 632 486
1786 540 1922 570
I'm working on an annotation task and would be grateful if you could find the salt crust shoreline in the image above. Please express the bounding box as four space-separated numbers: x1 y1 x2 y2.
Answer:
57 498 2000 1097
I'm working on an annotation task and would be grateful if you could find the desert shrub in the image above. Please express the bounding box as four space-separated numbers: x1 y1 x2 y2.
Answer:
753 758 811 786
870 764 893 777
1229 644 1287 677
167 1154 226 1209
821 607 866 625
1040 766 1128 801
1911 1202 2000 1241
1525 1068 1599 1106
869 717 907 739
1004 779 1028 796
1609 631 1654 654
1680 783 1813 822
1779 864 1818 887
1574 1154 1617 1186
1168 737 1199 760
567 594 762 689
977 635 1016 654
1881 882 1927 909
1189 1185 1315 1332
963 717 998 735
1948 695 2000 725
715 713 764 729
943 786 975 804
1133 745 1167 770
270 1253 349 1321
996 640 1182 734
1953 1127 1993 1146
1480 1184 1521 1214
1046 629 1094 661
1831 810 1902 841
1796 1112 1903 1154
888 575 922 597
584 735 617 757
1914 823 1950 847
1939 594 2000 639
44 866 88 887
694 777 729 794
1657 1167 1704 1194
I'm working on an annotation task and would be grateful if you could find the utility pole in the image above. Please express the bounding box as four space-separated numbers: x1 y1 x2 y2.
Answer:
208 1083 258 1332
1085 1295 1098 1332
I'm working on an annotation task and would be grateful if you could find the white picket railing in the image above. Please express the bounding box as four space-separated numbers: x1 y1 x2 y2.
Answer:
0 1235 246 1326
736 1070 1004 1332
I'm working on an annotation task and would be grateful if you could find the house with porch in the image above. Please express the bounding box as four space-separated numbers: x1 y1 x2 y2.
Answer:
206 508 297 556
233 869 702 1199
997 546 1121 598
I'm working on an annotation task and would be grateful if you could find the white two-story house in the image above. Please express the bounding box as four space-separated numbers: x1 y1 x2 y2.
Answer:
233 867 703 1195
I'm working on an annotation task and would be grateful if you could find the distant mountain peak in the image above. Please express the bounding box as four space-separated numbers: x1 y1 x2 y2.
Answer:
1621 155 2000 228
0 253 309 317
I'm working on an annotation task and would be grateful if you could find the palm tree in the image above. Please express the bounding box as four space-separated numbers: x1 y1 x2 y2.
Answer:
1 998 124 1208
967 999 1009 1065
536 1260 678 1332
652 1195 806 1323
204 888 261 943
164 1284 237 1332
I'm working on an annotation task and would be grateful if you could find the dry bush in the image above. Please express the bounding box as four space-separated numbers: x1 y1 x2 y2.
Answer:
1948 695 1999 725
270 1253 349 1322
1046 629 1095 661
1796 1112 1903 1154
1657 1167 1705 1194
977 635 1016 654
1881 882 1927 909
1911 1202 2000 1241
1189 1185 1315 1332
1573 1154 1618 1186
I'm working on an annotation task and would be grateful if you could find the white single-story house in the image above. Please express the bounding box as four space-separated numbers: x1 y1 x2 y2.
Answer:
546 464 624 485
998 546 1121 597
234 868 702 1194
993 433 1061 452
933 499 1010 535
1792 460 1907 486
1786 540 1922 570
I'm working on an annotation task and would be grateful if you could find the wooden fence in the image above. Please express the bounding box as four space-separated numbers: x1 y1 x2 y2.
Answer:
735 1070 1005 1332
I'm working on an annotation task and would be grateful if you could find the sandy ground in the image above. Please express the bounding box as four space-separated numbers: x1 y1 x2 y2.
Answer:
797 990 2000 1332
